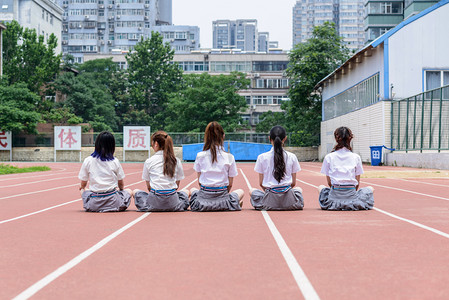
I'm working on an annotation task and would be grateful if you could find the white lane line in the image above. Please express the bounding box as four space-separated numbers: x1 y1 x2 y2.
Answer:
373 208 449 239
0 184 80 200
0 171 77 182
13 212 151 300
0 175 79 188
240 168 320 300
261 211 320 300
0 171 143 201
296 178 449 240
183 178 198 189
361 181 449 202
0 180 145 225
398 178 449 188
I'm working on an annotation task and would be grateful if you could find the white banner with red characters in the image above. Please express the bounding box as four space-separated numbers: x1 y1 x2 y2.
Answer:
54 126 82 150
123 126 151 151
0 130 12 150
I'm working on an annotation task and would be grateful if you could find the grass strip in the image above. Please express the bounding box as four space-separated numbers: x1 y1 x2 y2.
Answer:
0 164 51 175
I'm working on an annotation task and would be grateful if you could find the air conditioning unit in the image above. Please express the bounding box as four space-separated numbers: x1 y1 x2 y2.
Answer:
63 16 67 20
62 41 68 45
253 73 260 78
78 24 82 28
144 4 149 8
138 27 142 31
108 4 112 8
108 16 114 20
251 105 257 109
116 15 120 19
84 15 89 19
98 30 104 34
63 28 68 32
100 41 105 45
99 5 104 9
144 16 148 20
116 3 120 7
107 40 112 45
63 4 67 8
170 39 174 42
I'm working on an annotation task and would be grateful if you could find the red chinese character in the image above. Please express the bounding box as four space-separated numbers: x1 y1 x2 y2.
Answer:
127 129 147 149
58 128 78 148
0 131 7 148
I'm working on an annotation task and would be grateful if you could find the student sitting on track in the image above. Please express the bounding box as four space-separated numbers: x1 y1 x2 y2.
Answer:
133 131 190 212
318 126 374 211
249 125 304 210
78 131 133 212
190 121 244 211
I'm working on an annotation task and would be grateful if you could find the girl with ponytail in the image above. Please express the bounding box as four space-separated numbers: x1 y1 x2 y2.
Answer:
190 121 244 211
134 131 190 212
249 126 304 210
319 126 374 210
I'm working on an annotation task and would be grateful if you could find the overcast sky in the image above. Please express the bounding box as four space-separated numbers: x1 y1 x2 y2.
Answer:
172 0 297 50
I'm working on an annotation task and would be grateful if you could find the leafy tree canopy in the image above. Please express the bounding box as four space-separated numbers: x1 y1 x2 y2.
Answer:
2 20 61 94
281 22 350 146
0 82 41 133
166 72 249 132
125 31 183 128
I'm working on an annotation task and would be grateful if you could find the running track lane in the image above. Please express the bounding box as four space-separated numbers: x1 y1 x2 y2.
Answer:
0 163 154 298
10 166 305 300
273 163 449 299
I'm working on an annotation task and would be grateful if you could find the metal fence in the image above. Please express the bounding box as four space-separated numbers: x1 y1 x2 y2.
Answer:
391 85 449 151
11 132 305 147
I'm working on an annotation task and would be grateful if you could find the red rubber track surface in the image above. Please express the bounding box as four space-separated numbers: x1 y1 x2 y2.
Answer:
1 162 449 299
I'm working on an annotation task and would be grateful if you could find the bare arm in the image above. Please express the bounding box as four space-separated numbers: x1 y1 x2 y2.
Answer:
355 175 360 191
197 172 201 187
259 173 266 191
145 181 151 192
291 173 296 188
326 176 332 188
228 177 234 192
175 180 180 190
118 179 125 191
79 180 87 190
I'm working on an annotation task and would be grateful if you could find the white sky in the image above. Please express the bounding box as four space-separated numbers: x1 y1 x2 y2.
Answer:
172 0 297 50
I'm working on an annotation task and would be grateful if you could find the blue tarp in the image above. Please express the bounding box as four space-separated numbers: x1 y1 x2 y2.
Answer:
182 141 271 161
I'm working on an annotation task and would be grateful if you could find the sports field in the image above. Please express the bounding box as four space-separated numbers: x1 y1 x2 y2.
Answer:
1 161 449 299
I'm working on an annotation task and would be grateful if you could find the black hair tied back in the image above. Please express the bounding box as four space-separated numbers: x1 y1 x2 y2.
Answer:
270 126 286 183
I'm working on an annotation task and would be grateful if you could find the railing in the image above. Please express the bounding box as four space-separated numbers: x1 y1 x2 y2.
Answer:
391 85 449 151
11 132 309 147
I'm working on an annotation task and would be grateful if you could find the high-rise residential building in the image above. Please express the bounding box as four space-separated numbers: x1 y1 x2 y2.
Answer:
58 0 199 63
212 19 259 52
364 0 438 43
0 23 6 75
292 0 365 51
0 0 64 54
258 32 269 52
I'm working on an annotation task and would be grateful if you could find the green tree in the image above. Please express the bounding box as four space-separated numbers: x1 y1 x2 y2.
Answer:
125 32 182 128
166 72 249 132
2 20 61 94
0 82 41 133
285 22 350 146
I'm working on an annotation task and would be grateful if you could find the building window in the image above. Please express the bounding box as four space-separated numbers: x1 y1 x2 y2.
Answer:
323 73 379 120
425 70 449 91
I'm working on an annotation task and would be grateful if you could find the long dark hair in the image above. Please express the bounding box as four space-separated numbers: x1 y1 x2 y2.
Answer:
152 131 176 177
333 126 353 152
91 131 115 161
270 125 286 183
203 121 224 163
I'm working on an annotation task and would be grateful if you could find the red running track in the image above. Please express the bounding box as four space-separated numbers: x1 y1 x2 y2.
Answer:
1 162 449 299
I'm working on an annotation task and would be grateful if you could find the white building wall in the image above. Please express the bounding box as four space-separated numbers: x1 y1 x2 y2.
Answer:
320 100 391 161
388 3 449 98
321 45 385 101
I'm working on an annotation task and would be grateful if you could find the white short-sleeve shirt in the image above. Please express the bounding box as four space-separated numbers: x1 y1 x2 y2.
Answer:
78 156 125 193
320 148 363 186
142 151 185 190
193 147 238 187
254 147 301 188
